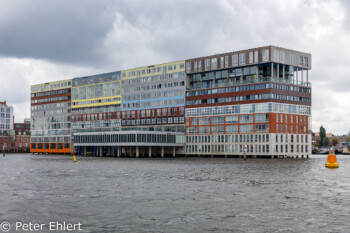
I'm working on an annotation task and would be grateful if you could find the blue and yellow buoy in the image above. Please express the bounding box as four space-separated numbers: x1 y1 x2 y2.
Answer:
325 151 339 168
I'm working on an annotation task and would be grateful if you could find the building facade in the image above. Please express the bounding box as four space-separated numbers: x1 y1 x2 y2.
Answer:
30 45 312 158
72 61 186 157
0 101 14 135
14 122 30 135
30 79 72 154
185 46 311 158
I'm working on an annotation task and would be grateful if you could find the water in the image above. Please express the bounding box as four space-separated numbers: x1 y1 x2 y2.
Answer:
1 154 349 233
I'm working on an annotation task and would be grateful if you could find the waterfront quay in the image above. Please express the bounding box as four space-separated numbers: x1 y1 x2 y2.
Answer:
30 46 312 159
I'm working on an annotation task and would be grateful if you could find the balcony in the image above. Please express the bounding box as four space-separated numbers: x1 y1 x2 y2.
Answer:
188 77 311 90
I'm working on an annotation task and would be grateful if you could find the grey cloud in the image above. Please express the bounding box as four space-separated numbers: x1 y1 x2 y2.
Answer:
0 0 307 69
1 0 350 133
0 0 116 66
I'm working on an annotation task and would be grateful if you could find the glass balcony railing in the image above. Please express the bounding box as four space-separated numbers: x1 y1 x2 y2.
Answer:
187 77 311 90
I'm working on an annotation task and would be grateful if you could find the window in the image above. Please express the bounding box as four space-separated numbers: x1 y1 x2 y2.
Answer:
186 62 191 73
95 84 103 98
300 56 304 66
249 52 253 64
186 127 197 134
280 51 285 63
240 125 253 133
72 88 79 101
255 114 269 123
255 124 269 132
211 58 217 69
205 59 211 70
240 114 253 123
254 51 258 63
212 126 224 134
305 57 309 67
274 50 279 62
225 115 238 124
191 118 197 125
79 86 86 99
199 117 210 125
225 56 229 67
232 54 238 66
198 60 202 71
199 126 210 134
290 53 295 65
220 57 224 68
225 125 238 133
212 116 224 124
239 53 246 65
262 49 269 61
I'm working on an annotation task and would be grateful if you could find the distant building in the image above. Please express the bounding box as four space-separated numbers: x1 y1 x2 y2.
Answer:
0 101 14 134
14 122 30 135
0 102 31 152
13 118 31 152
0 135 13 151
0 134 30 152
14 134 30 152
24 118 31 124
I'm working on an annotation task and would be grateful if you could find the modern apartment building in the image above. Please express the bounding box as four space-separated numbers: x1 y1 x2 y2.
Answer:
185 46 311 158
72 61 186 157
0 101 14 134
71 71 122 155
30 79 72 154
30 45 312 158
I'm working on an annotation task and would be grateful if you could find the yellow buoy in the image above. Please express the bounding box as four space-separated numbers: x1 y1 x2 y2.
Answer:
325 151 339 168
73 155 77 162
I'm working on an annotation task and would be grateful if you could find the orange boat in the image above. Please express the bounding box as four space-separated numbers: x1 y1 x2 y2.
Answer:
325 151 339 168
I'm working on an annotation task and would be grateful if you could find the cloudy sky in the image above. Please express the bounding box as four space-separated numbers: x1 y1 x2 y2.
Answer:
0 0 349 134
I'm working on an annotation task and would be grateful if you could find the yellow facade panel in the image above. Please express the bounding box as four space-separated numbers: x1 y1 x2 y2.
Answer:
71 101 121 109
71 95 121 109
121 60 185 80
31 79 72 93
